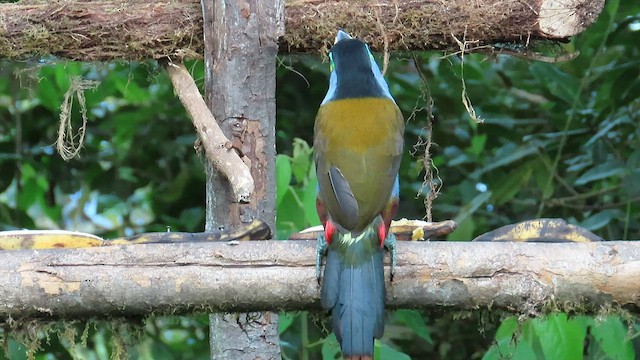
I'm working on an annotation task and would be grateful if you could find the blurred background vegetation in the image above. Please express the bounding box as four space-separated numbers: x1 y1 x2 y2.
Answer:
1 0 639 358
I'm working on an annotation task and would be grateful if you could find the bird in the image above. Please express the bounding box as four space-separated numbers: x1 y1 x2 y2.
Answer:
314 30 404 360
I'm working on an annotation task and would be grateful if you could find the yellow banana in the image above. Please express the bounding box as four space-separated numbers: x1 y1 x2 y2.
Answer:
0 219 272 250
473 218 602 243
0 230 105 250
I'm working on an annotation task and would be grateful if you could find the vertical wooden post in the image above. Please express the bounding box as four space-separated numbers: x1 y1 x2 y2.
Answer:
201 0 284 358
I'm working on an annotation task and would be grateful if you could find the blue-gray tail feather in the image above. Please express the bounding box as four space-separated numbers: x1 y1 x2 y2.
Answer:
321 247 385 357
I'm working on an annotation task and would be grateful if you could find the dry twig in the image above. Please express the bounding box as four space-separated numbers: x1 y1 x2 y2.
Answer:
163 60 254 202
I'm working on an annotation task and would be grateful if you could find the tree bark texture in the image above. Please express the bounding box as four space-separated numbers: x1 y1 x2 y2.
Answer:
201 0 283 359
0 241 638 321
0 0 604 61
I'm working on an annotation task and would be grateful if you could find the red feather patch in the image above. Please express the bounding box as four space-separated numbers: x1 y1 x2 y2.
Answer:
378 221 386 248
325 220 336 245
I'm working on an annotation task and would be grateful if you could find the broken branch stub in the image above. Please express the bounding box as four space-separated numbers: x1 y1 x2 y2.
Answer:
163 61 253 202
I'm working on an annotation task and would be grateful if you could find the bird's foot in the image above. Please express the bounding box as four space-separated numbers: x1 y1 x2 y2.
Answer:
316 234 328 284
383 233 397 282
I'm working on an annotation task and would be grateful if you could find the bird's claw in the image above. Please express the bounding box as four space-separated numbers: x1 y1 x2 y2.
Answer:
316 234 328 284
383 233 397 282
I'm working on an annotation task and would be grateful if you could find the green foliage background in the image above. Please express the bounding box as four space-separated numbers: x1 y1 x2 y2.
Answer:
1 0 639 358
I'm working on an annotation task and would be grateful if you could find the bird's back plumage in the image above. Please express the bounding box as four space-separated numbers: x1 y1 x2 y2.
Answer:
315 30 404 359
314 97 403 232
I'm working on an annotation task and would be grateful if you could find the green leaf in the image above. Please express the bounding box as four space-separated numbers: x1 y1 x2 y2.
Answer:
483 336 537 360
584 115 631 147
444 145 471 167
492 165 533 205
532 314 585 360
374 342 410 360
17 164 46 208
495 317 518 340
278 312 296 334
161 329 190 345
114 75 150 104
565 154 592 173
448 216 475 241
7 339 28 360
394 310 433 343
54 62 81 90
291 138 313 182
454 191 492 225
534 161 555 199
36 78 61 112
276 190 306 239
611 66 640 106
581 209 623 231
321 333 341 360
473 144 539 177
468 133 487 157
302 166 320 226
118 166 137 182
590 317 634 360
276 155 293 206
621 169 640 197
130 204 155 227
530 63 581 105
575 163 627 185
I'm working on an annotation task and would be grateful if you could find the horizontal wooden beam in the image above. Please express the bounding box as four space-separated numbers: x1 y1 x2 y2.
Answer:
1 240 638 320
0 0 605 61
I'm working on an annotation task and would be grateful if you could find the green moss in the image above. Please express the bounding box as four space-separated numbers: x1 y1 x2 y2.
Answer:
0 318 146 360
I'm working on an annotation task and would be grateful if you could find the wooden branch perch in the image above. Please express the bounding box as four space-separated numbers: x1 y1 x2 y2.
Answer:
0 0 605 61
1 241 638 320
163 60 253 202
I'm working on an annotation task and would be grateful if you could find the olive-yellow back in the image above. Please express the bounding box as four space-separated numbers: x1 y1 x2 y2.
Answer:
314 97 404 233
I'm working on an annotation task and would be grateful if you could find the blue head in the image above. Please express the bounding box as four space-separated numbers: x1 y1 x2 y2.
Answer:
321 30 394 105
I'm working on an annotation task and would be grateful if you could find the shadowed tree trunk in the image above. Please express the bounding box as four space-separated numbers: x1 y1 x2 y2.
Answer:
201 0 284 359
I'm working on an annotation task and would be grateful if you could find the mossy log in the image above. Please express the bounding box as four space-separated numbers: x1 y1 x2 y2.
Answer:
1 240 639 320
0 0 604 61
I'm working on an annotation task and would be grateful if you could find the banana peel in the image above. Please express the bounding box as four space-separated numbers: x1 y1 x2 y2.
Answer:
472 218 602 243
0 219 271 250
113 219 271 244
289 219 457 241
0 230 104 250
2 217 599 248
